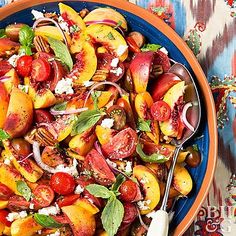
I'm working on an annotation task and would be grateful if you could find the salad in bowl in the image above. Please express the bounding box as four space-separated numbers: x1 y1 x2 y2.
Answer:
0 2 216 236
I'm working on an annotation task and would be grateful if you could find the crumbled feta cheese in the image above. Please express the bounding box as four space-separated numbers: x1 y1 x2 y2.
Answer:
37 230 42 235
8 54 19 67
137 200 151 211
110 67 123 76
106 159 117 168
117 45 128 56
101 118 114 129
38 205 60 216
74 185 84 194
58 16 69 33
29 203 34 210
31 10 44 20
159 47 168 55
47 230 60 236
146 211 156 218
4 158 11 165
55 78 74 95
83 81 95 87
55 158 78 176
18 85 29 93
110 58 119 67
124 161 132 174
140 176 149 184
6 211 28 222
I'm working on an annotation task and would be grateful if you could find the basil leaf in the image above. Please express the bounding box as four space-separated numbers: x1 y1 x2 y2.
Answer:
86 184 112 199
19 25 34 55
101 197 124 236
71 109 104 135
0 129 10 141
52 102 68 111
137 118 151 132
111 174 125 192
141 43 161 52
136 143 169 163
107 32 115 40
34 213 63 228
91 91 102 110
47 37 73 71
16 180 32 201
19 45 32 55
0 29 6 38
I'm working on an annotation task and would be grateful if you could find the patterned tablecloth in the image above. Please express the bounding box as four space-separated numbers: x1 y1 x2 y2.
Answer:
0 0 235 235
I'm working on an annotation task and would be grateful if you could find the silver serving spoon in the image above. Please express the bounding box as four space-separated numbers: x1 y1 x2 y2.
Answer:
147 62 201 236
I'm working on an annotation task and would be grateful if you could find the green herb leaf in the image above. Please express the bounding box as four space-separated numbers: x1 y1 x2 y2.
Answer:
71 109 104 135
19 45 32 55
47 37 73 71
141 43 162 52
136 143 169 163
19 25 34 55
192 144 199 151
86 184 112 199
111 174 125 193
107 32 115 40
91 91 102 110
0 29 6 38
114 20 122 29
16 180 32 201
101 197 124 236
52 102 68 111
137 118 151 132
34 214 63 228
0 129 10 141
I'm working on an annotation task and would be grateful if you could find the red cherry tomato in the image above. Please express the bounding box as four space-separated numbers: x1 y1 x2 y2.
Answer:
32 185 55 207
0 60 12 76
16 55 33 77
34 109 54 124
57 194 80 208
151 101 171 121
7 195 30 211
0 209 11 227
126 36 141 53
102 128 138 159
119 180 137 202
0 183 13 201
123 203 138 224
31 58 51 82
50 172 76 195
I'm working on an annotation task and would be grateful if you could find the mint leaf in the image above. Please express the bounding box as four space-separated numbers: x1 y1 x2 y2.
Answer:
86 184 112 199
71 109 104 135
111 174 125 192
16 180 32 201
141 43 161 52
47 37 73 71
52 102 67 111
0 129 10 141
34 214 63 228
19 25 34 55
101 197 124 236
136 143 169 163
0 29 6 38
137 118 151 132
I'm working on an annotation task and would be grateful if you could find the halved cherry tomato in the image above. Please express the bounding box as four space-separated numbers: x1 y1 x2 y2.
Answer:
52 215 70 224
7 195 30 211
11 138 31 156
0 209 11 227
102 128 138 159
151 101 171 121
31 58 51 82
119 180 137 202
34 109 54 124
107 105 126 130
16 55 33 77
57 194 81 208
0 183 13 201
0 60 12 76
32 185 55 207
50 172 75 195
126 36 141 53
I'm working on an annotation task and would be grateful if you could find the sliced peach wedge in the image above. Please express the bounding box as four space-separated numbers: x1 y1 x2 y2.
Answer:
86 24 128 62
0 82 9 128
3 68 20 93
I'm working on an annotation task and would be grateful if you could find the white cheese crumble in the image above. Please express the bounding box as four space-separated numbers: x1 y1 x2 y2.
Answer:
124 161 132 174
137 200 151 211
29 203 34 210
55 158 78 176
101 118 114 129
18 85 29 93
4 158 11 165
110 58 119 67
6 211 28 222
58 16 69 33
8 54 19 67
106 159 117 168
38 205 60 216
74 185 84 194
47 230 60 236
159 47 168 55
83 81 95 87
110 67 123 76
31 10 44 20
140 176 149 184
55 78 74 95
37 230 42 235
117 45 128 56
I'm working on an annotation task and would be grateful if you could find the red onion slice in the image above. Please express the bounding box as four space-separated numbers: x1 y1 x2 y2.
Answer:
0 76 10 82
50 107 88 115
94 141 103 156
181 102 195 132
137 206 149 231
17 153 33 163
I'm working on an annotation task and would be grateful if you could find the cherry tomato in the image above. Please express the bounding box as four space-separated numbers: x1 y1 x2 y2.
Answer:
11 138 31 156
119 180 137 202
185 145 201 168
32 185 55 207
50 172 75 195
0 209 11 227
31 58 51 82
34 109 54 124
52 215 70 224
126 36 141 53
153 50 171 72
102 128 138 159
16 55 33 77
0 60 12 76
7 195 30 211
151 101 171 121
107 105 127 130
0 183 13 201
123 203 138 224
57 194 80 208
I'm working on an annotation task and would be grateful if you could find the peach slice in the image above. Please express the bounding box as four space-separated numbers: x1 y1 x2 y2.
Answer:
74 198 99 215
130 51 154 93
86 24 128 61
85 91 113 109
3 68 20 94
4 88 33 138
0 222 4 235
159 81 185 137
0 38 20 57
95 125 115 145
133 165 160 215
0 200 8 209
61 205 96 236
0 83 9 128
